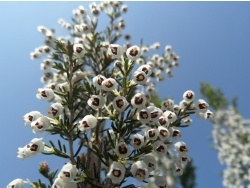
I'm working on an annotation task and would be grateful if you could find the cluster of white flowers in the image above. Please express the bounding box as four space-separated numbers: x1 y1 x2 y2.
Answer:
8 1 213 188
212 106 250 188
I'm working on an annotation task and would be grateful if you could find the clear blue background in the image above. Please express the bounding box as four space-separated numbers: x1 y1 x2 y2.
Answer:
1 2 250 187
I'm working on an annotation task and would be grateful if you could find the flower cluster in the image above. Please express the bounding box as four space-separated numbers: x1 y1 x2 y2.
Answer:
8 2 213 188
212 106 250 188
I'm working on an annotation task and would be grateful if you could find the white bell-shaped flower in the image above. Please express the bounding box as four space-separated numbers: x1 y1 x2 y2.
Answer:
130 133 144 150
172 160 183 176
158 126 170 141
143 154 156 172
31 116 51 133
138 108 151 124
173 104 180 114
182 117 193 125
17 138 45 159
145 128 159 141
147 106 162 123
58 82 70 92
183 90 195 102
73 43 85 58
152 140 168 157
114 142 131 158
204 110 214 119
78 5 87 17
80 23 91 34
161 99 174 111
136 58 145 65
126 45 141 61
107 161 125 184
93 75 106 89
87 95 105 110
36 88 54 101
174 141 188 153
30 51 42 60
163 110 177 123
155 176 167 188
137 64 152 76
112 96 128 112
169 127 182 139
23 111 43 126
177 153 190 165
78 114 97 131
108 44 124 59
101 78 117 91
133 71 147 85
130 161 149 182
179 100 188 110
47 102 64 118
195 99 209 113
158 116 168 127
7 178 24 188
58 162 78 183
121 5 128 13
131 93 147 109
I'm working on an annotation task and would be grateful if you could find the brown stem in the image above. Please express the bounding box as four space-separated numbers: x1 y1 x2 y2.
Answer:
68 52 76 165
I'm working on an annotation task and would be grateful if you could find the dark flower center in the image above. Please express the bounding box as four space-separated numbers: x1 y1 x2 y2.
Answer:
51 107 58 116
151 111 158 119
136 74 145 81
168 113 173 119
28 115 33 121
133 138 141 146
41 90 47 97
129 47 138 57
135 96 143 105
112 169 121 177
140 111 148 119
110 46 118 55
173 130 180 137
159 117 167 125
199 103 207 109
136 169 146 178
92 98 100 106
104 80 113 88
148 163 154 168
148 130 155 137
76 46 83 53
82 121 89 128
28 144 38 152
63 171 70 178
186 92 193 99
156 145 165 152
118 144 128 154
97 76 104 85
142 67 149 74
180 146 187 152
116 99 125 108
160 129 168 137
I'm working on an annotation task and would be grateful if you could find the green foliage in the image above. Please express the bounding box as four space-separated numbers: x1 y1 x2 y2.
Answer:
200 83 229 110
178 160 196 188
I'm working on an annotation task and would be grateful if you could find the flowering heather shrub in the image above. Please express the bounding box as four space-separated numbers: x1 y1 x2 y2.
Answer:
8 2 213 188
201 83 250 188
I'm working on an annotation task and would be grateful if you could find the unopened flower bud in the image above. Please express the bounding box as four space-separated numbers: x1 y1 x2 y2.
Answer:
39 161 50 175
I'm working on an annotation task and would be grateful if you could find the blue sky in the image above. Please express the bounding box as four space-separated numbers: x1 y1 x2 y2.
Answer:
1 1 250 188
